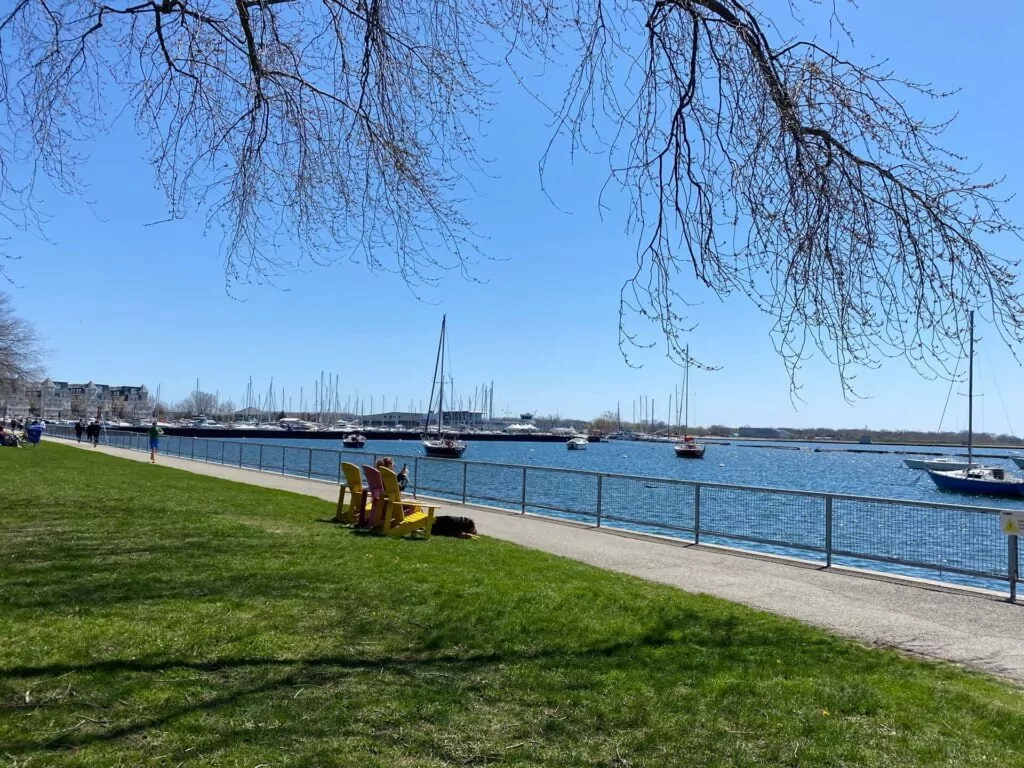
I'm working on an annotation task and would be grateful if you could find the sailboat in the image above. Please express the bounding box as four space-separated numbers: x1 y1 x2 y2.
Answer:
422 315 467 459
674 345 706 459
927 311 1024 497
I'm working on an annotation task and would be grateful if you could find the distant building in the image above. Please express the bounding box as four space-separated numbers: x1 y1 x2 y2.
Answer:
443 410 486 426
0 379 149 420
362 411 427 428
360 409 486 428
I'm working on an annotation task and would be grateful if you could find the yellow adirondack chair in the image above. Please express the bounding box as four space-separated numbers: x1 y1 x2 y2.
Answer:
336 462 367 524
379 466 435 538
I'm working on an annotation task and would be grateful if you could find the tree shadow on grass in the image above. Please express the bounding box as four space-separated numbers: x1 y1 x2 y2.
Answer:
0 619 697 681
0 606 912 759
0 617 750 755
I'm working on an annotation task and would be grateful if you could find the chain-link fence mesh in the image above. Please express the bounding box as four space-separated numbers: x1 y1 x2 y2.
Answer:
523 466 599 522
832 496 1007 580
310 448 342 482
600 474 697 535
465 462 524 511
700 485 826 559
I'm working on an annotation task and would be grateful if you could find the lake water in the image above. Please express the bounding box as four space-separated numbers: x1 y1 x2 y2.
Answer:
257 436 1024 509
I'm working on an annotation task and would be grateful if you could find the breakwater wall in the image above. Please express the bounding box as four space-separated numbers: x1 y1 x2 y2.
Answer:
115 426 575 443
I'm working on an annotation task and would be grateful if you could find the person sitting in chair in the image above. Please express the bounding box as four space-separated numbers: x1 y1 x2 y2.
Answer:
375 456 409 490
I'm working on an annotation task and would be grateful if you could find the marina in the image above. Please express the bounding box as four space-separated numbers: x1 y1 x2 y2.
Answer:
95 421 1024 459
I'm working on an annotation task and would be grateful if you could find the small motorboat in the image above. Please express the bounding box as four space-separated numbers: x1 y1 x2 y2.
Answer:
342 433 366 448
903 457 973 471
674 435 705 459
567 437 589 450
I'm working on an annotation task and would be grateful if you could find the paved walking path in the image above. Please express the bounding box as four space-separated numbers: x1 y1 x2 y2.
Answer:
55 438 1024 682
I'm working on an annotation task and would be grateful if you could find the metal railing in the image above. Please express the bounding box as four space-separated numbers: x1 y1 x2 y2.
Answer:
45 426 1021 599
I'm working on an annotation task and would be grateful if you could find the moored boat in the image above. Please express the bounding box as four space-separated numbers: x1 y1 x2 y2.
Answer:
674 435 706 459
903 457 973 472
926 311 1024 496
567 437 589 450
423 434 467 458
927 466 1024 497
421 315 467 459
342 433 366 448
673 345 705 459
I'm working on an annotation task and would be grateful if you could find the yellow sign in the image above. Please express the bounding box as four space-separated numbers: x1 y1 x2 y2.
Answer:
1000 511 1024 535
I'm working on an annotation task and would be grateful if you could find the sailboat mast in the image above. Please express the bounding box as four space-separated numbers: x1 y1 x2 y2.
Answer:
438 316 446 435
684 345 690 433
967 310 974 466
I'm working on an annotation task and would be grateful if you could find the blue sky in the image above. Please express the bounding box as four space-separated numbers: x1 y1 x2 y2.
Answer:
4 0 1024 432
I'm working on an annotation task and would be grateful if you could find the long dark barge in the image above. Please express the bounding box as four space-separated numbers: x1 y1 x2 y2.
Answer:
115 426 576 443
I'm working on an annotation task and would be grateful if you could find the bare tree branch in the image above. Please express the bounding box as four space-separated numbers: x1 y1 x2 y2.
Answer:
547 0 1023 397
0 0 1021 397
0 292 44 381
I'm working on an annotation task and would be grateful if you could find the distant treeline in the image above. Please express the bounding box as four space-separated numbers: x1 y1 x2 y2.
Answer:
760 428 1024 446
587 414 1023 446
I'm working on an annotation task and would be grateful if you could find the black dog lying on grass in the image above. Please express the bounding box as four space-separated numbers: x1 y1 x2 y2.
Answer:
432 515 478 538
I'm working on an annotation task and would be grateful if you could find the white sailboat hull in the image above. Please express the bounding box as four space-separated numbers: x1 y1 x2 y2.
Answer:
903 457 972 471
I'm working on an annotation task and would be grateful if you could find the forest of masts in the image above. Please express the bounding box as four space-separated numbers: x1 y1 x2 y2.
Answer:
171 374 703 433
227 374 499 423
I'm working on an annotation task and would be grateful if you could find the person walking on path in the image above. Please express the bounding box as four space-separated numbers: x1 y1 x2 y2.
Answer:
148 421 164 463
86 420 100 447
74 420 84 442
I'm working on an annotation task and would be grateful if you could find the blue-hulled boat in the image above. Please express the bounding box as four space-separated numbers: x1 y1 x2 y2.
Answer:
927 310 1024 497
927 466 1024 497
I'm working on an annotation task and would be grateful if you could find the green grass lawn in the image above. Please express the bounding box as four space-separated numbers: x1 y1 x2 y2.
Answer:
1 445 1023 767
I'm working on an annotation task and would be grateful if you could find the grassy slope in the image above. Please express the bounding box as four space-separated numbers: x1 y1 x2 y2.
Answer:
0 444 1022 767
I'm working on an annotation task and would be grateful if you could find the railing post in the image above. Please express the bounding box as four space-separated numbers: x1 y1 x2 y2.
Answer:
238 444 243 467
520 467 527 514
191 437 195 460
825 496 834 568
461 462 468 504
596 475 603 528
693 484 701 544
413 458 419 499
307 449 313 478
1010 535 1019 603
259 444 264 471
220 441 225 464
281 447 286 474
